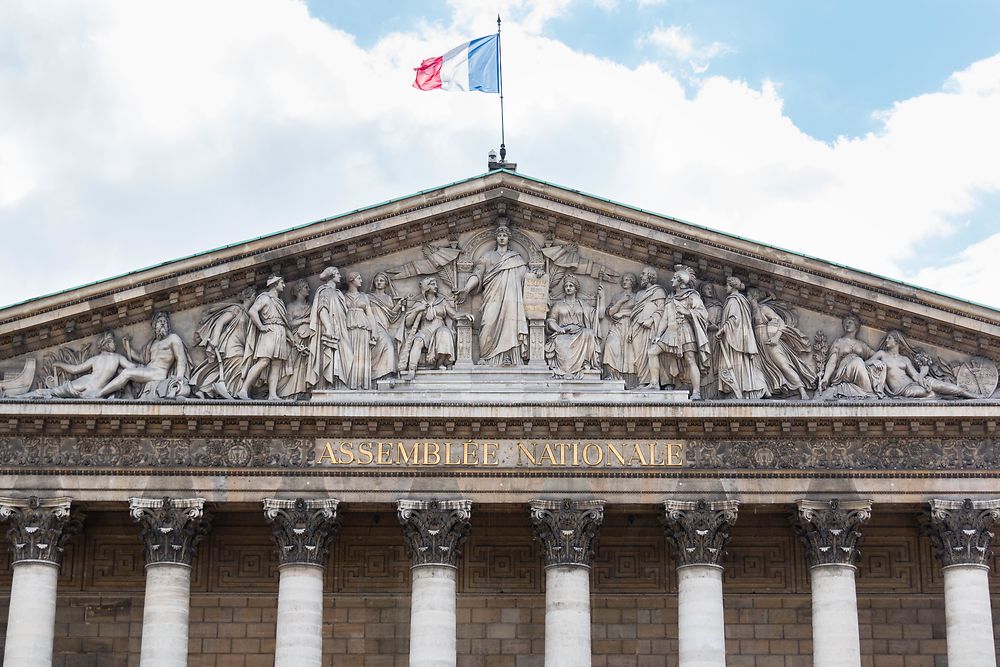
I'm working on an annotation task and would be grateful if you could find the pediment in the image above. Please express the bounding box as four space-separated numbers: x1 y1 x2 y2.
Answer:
1 170 998 402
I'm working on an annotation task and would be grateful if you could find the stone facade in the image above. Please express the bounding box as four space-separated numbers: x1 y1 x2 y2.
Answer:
1 170 1000 664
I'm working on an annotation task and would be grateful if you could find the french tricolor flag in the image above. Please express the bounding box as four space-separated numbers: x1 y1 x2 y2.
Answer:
413 34 500 93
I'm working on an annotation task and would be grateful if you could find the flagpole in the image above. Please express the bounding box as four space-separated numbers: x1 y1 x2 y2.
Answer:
497 14 507 163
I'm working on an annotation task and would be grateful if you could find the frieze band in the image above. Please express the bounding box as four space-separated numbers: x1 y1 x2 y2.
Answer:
2 435 1000 472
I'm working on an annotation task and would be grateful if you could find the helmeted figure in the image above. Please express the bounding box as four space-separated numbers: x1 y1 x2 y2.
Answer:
644 265 711 399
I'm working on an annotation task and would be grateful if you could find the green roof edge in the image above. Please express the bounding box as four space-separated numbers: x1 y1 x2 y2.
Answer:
2 168 995 315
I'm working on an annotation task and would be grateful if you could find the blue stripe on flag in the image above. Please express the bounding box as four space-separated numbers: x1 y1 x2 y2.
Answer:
467 34 499 93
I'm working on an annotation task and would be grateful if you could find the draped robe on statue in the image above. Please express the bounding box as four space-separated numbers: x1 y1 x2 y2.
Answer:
306 284 353 390
473 249 529 365
716 290 769 399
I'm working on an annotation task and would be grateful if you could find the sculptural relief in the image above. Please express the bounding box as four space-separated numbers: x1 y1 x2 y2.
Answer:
456 225 531 366
747 288 816 400
645 265 711 399
97 312 190 399
545 276 602 378
401 277 473 379
306 268 351 392
601 272 641 388
368 272 405 382
190 287 256 399
714 277 769 399
5 223 996 403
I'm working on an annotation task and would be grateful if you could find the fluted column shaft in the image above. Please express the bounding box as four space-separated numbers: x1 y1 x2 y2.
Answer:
664 499 738 667
131 497 210 667
530 498 605 667
793 498 872 667
924 498 1000 667
0 496 81 667
399 499 472 667
264 498 340 667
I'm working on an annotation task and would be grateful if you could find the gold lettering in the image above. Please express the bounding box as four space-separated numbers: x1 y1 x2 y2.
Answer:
484 442 499 466
667 442 684 467
397 442 418 464
424 442 440 465
338 441 355 464
647 443 657 467
316 442 338 465
517 443 537 465
631 443 650 466
444 442 462 465
538 444 557 465
555 443 571 465
582 443 604 466
357 442 374 465
463 441 479 466
607 443 627 466
572 442 579 466
375 442 391 465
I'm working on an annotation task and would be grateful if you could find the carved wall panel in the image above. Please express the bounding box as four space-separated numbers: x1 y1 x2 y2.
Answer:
208 530 279 593
725 526 804 594
461 514 540 594
332 512 409 594
83 532 145 592
591 512 671 594
855 534 920 593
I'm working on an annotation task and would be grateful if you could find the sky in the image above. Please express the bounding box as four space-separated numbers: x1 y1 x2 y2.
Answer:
2 0 1000 310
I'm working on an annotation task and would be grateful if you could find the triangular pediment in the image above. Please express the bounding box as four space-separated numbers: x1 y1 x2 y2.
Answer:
1 170 998 402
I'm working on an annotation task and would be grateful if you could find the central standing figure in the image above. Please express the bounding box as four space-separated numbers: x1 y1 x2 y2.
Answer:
456 224 530 365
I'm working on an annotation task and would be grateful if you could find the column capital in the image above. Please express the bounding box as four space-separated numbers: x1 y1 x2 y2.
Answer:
663 499 739 567
922 497 1000 568
129 496 210 567
793 498 872 568
0 495 82 565
530 498 605 567
398 499 472 568
263 498 340 567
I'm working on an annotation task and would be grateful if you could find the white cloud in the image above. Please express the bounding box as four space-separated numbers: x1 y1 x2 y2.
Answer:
641 24 730 72
1 1 999 311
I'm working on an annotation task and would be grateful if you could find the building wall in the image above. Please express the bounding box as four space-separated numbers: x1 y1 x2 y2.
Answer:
0 508 996 665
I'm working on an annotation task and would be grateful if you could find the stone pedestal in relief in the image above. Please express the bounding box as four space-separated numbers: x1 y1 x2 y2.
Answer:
130 497 210 667
0 496 81 667
264 498 340 667
793 499 872 667
399 499 473 667
530 498 605 667
663 499 739 667
923 498 1000 667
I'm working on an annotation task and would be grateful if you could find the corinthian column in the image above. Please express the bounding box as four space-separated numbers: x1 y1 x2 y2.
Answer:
530 499 605 667
130 497 210 667
922 498 1000 667
663 499 739 667
263 498 340 667
793 499 872 667
398 499 472 667
0 496 82 667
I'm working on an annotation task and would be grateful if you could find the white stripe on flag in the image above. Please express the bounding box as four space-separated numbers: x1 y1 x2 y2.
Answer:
439 41 471 91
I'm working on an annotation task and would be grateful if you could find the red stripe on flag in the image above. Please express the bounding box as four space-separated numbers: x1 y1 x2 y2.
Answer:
413 56 444 91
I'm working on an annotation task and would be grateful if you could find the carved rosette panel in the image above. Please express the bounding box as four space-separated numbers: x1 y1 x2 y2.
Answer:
0 496 82 565
793 499 872 568
529 498 605 568
922 498 1000 567
663 499 739 567
398 499 472 568
263 498 340 567
129 497 210 567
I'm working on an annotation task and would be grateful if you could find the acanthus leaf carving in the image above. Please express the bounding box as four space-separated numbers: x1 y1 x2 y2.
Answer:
129 496 210 567
663 499 739 567
921 497 1000 567
263 497 340 566
529 498 605 567
398 499 472 568
0 495 83 565
793 498 872 568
